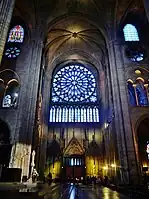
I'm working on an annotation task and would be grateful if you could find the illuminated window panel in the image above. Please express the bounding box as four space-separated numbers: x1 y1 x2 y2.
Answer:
62 108 65 122
49 108 53 122
71 158 74 166
49 106 100 122
69 108 72 122
75 108 78 122
72 108 74 122
81 108 84 122
74 158 76 166
90 108 93 122
123 24 139 41
96 107 99 122
65 108 68 122
59 108 62 122
56 108 59 122
52 107 56 122
87 108 90 122
8 25 24 43
5 47 20 58
49 63 100 123
84 108 87 122
93 108 96 122
52 64 97 103
78 108 81 122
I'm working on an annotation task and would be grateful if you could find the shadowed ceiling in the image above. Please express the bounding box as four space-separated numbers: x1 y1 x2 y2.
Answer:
14 0 145 66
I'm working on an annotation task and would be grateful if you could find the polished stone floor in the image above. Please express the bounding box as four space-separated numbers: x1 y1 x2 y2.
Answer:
45 184 132 199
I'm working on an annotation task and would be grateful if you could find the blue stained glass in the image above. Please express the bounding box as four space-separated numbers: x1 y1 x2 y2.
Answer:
90 108 93 122
8 25 24 43
56 108 59 122
59 108 62 122
49 64 100 123
81 108 84 122
71 158 74 166
84 108 87 122
78 108 81 122
49 105 100 123
123 24 139 41
53 108 56 122
75 108 78 122
87 108 90 122
96 108 99 122
52 65 96 102
65 108 68 122
93 108 96 122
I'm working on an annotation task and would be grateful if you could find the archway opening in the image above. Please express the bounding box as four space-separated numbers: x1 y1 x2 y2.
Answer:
0 120 11 167
137 118 149 176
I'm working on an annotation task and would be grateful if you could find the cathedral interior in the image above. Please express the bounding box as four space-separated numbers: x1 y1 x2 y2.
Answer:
1 0 149 186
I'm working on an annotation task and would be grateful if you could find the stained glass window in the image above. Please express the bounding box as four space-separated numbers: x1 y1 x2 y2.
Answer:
5 47 20 58
8 25 24 43
52 65 97 103
123 24 139 41
49 64 100 123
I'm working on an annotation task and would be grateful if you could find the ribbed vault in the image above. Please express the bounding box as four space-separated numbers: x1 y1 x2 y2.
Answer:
45 16 106 71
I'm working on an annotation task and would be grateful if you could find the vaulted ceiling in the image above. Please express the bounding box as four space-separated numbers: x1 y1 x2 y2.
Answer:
14 0 145 68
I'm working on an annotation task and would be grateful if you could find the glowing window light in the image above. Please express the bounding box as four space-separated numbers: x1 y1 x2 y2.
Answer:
96 107 99 122
52 107 56 122
5 47 20 58
84 108 87 122
71 158 74 166
93 108 96 122
59 107 62 122
8 25 24 43
146 141 149 160
87 108 90 122
49 64 100 123
56 107 59 122
81 108 84 122
74 158 76 166
65 108 68 122
69 107 72 122
49 108 53 122
52 64 96 103
75 108 78 122
123 24 139 41
72 108 74 122
62 107 65 122
90 108 93 122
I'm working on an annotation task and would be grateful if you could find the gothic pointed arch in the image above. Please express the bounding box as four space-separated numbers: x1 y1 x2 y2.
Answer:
64 137 84 156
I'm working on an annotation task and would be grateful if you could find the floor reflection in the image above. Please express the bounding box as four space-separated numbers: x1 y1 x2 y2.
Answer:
69 186 75 199
102 187 110 199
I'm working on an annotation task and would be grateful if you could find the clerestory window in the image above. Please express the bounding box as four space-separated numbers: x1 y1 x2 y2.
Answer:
123 24 139 41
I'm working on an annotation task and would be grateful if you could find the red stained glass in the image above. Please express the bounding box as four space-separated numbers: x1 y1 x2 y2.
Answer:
8 25 24 43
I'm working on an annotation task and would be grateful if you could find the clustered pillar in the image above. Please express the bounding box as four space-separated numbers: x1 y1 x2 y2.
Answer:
9 29 44 178
107 40 140 184
0 0 15 64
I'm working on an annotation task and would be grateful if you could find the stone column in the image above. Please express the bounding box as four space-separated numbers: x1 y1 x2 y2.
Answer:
0 0 15 64
144 0 149 22
9 27 44 178
107 40 140 184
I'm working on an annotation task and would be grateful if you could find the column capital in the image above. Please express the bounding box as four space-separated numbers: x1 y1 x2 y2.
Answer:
108 39 120 46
